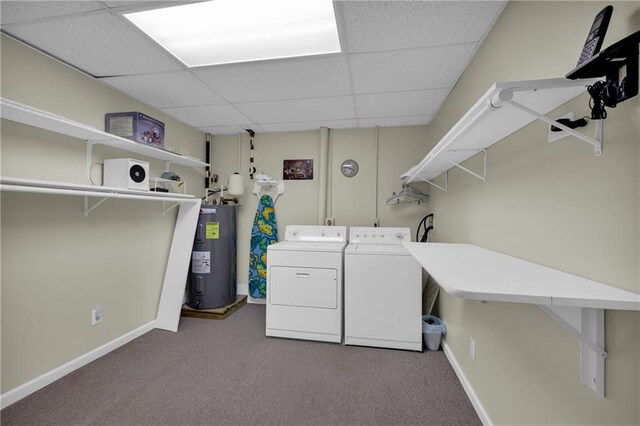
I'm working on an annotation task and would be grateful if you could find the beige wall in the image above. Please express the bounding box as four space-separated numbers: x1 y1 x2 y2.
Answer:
427 2 639 424
3 2 638 423
212 126 431 289
0 35 205 393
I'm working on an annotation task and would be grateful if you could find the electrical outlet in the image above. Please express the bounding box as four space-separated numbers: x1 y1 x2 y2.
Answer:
91 306 103 326
470 337 476 360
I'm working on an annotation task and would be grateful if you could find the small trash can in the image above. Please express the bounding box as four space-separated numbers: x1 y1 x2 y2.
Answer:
422 315 446 351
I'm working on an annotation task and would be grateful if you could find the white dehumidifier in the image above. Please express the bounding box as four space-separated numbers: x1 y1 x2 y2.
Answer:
103 158 149 191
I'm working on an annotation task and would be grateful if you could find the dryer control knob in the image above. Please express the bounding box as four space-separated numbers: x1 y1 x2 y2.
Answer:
395 232 405 241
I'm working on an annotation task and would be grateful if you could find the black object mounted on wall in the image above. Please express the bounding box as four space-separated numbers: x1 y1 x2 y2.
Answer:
246 128 256 180
567 28 640 118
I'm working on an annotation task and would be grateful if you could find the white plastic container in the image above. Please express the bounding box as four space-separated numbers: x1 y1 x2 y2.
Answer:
227 172 245 196
422 315 446 351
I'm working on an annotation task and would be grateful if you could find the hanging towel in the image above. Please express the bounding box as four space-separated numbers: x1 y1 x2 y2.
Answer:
249 194 278 299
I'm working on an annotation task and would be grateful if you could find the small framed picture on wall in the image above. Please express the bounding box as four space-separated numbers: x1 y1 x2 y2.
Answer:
283 159 314 180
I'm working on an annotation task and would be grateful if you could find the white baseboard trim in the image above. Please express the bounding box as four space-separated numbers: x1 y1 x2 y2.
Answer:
237 282 248 296
0 320 156 410
442 339 492 426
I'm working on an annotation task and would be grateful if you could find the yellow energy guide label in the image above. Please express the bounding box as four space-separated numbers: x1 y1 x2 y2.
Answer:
206 222 219 239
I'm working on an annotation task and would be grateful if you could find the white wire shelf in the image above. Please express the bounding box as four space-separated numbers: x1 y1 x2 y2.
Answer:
402 77 602 186
0 176 197 217
0 177 195 200
0 97 209 169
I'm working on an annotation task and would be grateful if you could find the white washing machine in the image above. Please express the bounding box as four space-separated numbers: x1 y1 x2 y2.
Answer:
266 225 347 343
344 227 422 351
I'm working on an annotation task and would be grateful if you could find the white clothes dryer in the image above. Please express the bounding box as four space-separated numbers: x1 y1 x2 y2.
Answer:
344 227 422 351
266 225 347 343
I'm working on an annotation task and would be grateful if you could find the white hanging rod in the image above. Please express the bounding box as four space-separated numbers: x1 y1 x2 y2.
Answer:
1 184 197 216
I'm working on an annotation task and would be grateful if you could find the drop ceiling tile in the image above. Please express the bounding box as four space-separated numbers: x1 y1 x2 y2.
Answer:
340 1 505 53
355 90 448 119
258 122 312 133
194 56 352 102
100 71 226 108
0 1 106 25
3 12 182 76
359 115 433 128
236 97 355 123
161 104 251 127
199 125 259 136
308 119 358 130
350 44 476 94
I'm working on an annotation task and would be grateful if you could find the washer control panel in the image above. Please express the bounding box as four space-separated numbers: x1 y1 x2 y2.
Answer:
285 225 347 242
349 227 411 244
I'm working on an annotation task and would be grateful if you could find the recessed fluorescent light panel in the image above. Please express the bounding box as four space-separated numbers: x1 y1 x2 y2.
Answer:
124 0 341 67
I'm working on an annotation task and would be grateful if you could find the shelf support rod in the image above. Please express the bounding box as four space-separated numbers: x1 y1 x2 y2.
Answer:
163 201 180 215
506 99 603 156
422 170 448 192
165 160 172 173
86 141 97 183
84 196 109 217
538 305 607 358
446 149 487 182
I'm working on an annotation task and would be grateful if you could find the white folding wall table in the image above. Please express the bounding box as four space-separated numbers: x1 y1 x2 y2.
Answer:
404 242 640 397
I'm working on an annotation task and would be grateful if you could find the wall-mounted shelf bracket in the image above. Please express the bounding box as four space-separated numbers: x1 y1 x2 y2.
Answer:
402 243 639 399
86 141 97 182
446 148 487 182
84 195 109 217
538 305 606 397
505 99 603 156
424 170 448 192
163 201 180 215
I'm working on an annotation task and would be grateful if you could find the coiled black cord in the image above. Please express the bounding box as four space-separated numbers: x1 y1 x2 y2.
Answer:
587 81 608 120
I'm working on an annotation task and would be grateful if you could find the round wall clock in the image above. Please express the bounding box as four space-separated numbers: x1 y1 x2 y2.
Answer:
341 159 359 178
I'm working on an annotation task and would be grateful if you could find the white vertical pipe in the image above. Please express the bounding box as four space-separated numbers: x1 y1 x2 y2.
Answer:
318 127 329 225
237 132 242 173
373 126 379 226
326 129 334 222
